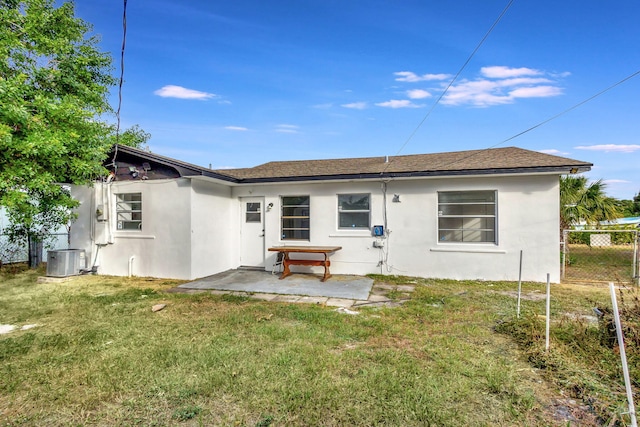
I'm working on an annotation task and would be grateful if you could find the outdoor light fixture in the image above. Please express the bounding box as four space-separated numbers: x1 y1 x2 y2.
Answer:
392 194 401 203
570 167 578 174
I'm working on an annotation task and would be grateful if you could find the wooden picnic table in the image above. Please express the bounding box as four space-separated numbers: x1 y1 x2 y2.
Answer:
268 246 342 282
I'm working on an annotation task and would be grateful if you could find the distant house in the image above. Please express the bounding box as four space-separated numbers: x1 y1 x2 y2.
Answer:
69 146 592 283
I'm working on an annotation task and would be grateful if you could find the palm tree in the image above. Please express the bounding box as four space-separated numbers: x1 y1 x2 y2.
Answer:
560 175 620 231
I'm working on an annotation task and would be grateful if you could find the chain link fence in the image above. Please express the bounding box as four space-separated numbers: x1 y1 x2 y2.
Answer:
0 232 70 267
562 229 639 285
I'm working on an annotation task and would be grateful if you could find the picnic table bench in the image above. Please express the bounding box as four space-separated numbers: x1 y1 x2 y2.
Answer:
268 246 342 282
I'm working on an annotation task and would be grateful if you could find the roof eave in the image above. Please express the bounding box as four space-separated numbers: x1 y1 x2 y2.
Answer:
232 164 592 184
113 145 240 183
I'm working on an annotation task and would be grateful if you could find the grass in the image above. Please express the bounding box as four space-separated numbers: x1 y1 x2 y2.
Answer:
0 267 634 426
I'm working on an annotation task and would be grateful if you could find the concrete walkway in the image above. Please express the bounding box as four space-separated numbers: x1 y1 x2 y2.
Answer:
171 269 413 308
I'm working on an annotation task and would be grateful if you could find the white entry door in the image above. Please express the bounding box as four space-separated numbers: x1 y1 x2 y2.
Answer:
240 197 265 267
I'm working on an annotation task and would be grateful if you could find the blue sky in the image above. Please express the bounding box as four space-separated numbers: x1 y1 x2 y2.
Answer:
73 0 639 199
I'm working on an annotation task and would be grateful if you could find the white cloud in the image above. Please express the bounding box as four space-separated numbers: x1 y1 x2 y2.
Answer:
440 68 566 107
154 85 216 100
342 102 367 110
394 71 451 82
381 66 567 108
538 149 570 155
224 126 248 131
575 144 640 153
407 89 432 99
480 66 543 78
603 179 630 184
375 99 423 109
275 124 300 134
509 86 563 98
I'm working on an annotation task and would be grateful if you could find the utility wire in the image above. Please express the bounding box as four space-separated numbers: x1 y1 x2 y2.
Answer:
382 0 515 173
499 69 640 146
111 0 127 168
116 0 127 140
433 68 640 170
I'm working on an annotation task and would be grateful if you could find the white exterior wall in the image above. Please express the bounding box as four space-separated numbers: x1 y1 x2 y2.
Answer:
231 174 560 283
189 179 236 279
70 178 238 280
71 172 561 283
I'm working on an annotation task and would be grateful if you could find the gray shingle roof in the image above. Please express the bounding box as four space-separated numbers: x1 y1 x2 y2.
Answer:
113 145 592 183
213 147 592 181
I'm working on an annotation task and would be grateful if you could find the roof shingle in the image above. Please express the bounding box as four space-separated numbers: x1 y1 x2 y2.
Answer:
213 147 592 181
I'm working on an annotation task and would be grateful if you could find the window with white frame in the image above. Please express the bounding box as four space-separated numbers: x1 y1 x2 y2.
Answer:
116 193 142 230
338 193 370 229
281 196 310 240
438 191 496 243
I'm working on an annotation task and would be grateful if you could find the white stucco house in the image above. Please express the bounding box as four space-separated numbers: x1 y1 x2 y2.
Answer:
69 145 592 283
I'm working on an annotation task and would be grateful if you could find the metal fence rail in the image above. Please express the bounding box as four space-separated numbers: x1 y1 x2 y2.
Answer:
0 233 70 265
562 230 639 285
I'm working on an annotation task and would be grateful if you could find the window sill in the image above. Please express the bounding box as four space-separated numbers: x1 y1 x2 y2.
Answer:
430 246 505 254
114 234 156 240
328 231 372 238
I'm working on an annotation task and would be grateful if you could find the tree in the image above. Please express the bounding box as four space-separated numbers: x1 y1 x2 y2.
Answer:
623 190 640 217
560 175 620 231
0 0 146 266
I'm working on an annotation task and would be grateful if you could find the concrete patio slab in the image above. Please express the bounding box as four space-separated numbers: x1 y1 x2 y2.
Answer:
179 269 373 301
326 298 356 308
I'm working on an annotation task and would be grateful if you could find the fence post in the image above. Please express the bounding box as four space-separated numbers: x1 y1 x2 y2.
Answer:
561 230 568 281
28 235 43 268
516 250 523 318
634 230 638 286
545 273 551 351
609 282 638 427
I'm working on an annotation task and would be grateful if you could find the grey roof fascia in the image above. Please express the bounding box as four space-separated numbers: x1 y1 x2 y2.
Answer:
231 164 592 184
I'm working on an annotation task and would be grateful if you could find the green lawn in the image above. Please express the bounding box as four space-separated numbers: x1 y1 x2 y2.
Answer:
0 268 634 426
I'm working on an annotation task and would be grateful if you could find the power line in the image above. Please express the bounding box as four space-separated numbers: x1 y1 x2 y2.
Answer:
433 68 640 170
115 0 127 140
111 0 127 168
498 69 640 146
383 0 515 172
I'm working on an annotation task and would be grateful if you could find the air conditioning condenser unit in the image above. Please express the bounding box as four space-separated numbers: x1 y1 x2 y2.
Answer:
46 249 86 277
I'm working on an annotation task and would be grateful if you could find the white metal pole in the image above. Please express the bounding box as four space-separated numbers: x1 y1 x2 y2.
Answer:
609 282 638 427
561 230 567 280
633 231 638 286
545 273 551 351
517 250 523 318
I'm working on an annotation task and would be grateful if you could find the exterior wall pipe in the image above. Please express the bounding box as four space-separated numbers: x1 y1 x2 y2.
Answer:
128 255 135 277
